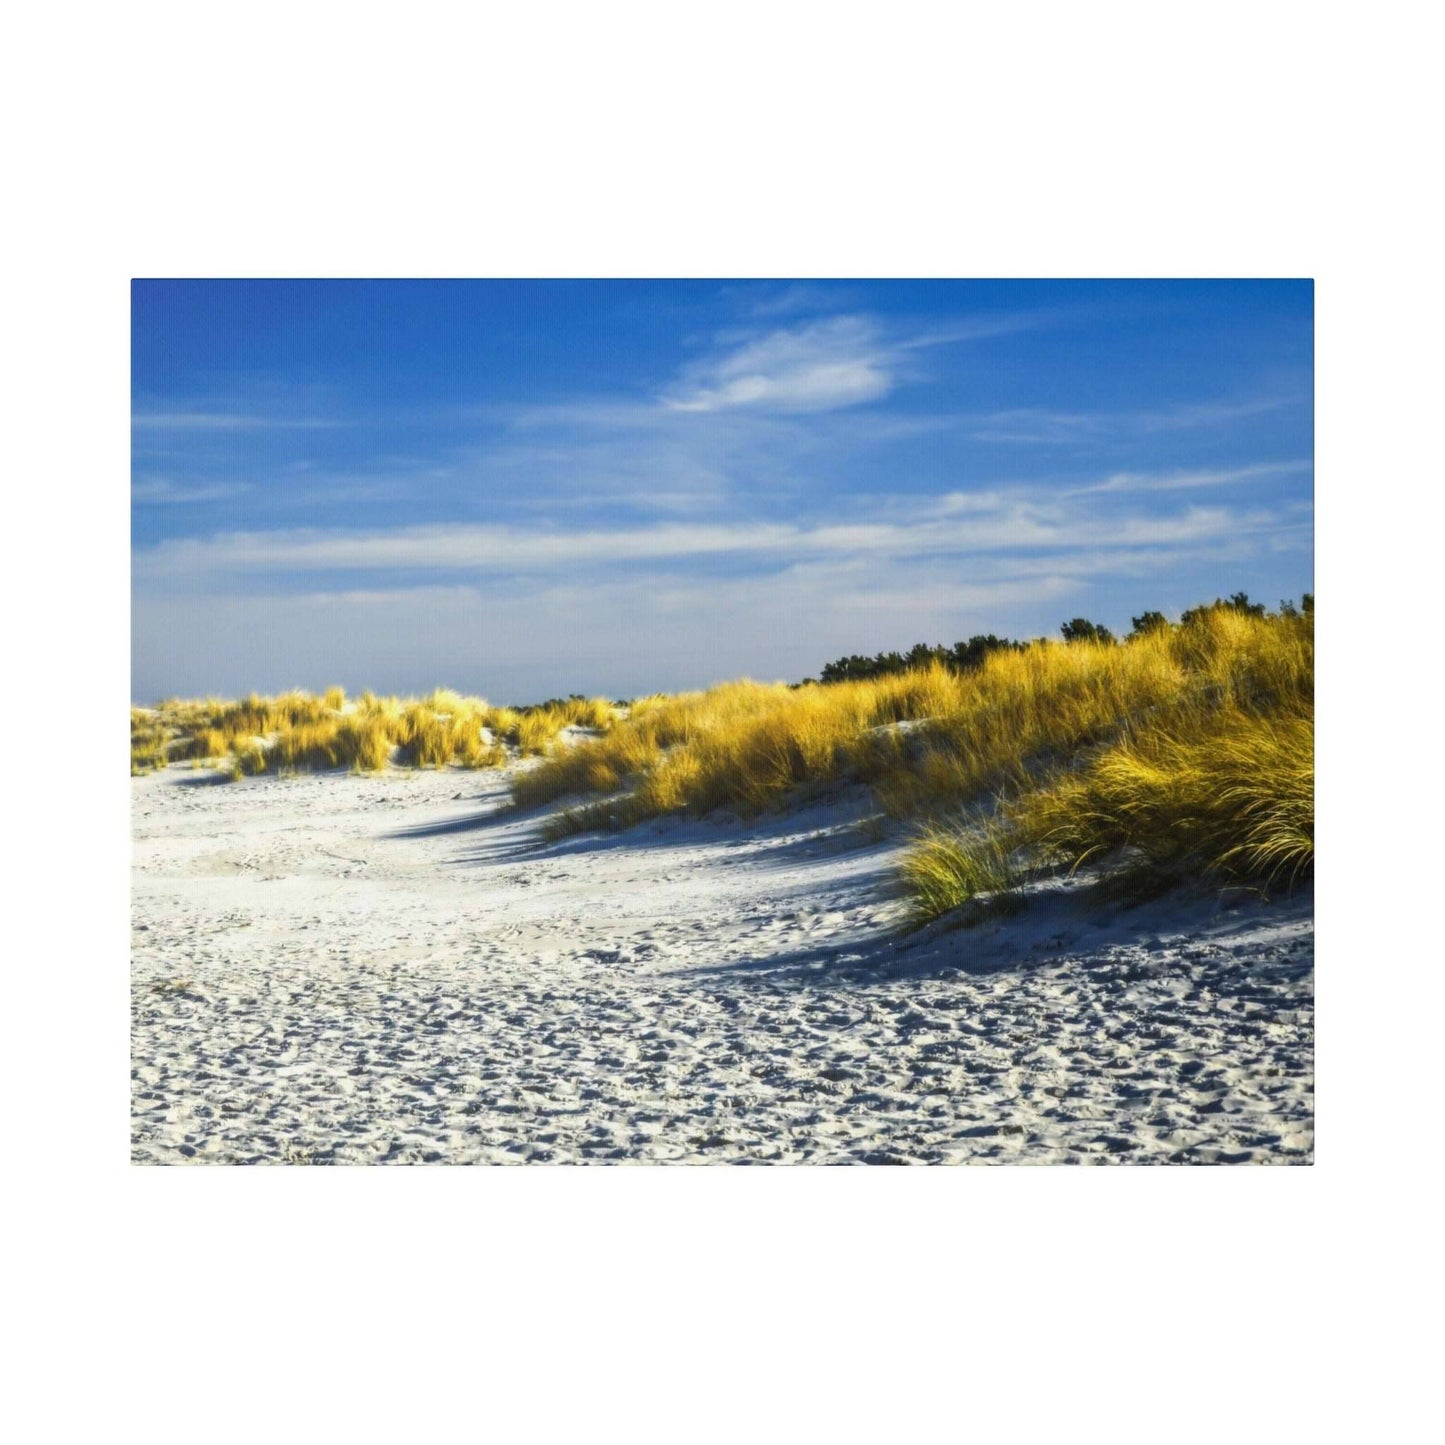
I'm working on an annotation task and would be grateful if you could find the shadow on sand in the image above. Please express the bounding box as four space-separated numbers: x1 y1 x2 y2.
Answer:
167 771 233 788
378 781 1315 996
681 877 1315 993
449 812 901 879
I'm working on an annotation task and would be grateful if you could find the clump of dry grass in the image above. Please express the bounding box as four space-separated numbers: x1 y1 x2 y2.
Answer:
175 726 232 762
1010 708 1314 893
512 709 565 757
501 696 622 757
539 798 639 842
130 709 171 774
509 680 780 810
897 609 1314 920
555 695 618 730
515 663 1053 824
521 675 914 833
270 720 349 773
268 690 334 730
898 819 1026 928
335 714 394 772
135 686 515 779
396 698 506 769
226 740 268 780
483 705 521 740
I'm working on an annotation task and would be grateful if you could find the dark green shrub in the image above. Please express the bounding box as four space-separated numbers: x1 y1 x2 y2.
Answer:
1181 592 1267 626
817 634 1024 684
1060 618 1115 645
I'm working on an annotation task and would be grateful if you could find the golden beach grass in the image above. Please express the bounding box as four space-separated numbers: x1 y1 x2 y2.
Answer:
137 686 619 779
512 604 1313 914
131 603 1311 917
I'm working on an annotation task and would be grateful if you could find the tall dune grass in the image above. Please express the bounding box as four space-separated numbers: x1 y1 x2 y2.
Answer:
130 604 1311 919
894 610 1313 920
130 709 171 774
508 696 621 755
134 685 618 779
510 636 1211 823
1009 708 1314 890
512 606 1313 916
898 819 1027 927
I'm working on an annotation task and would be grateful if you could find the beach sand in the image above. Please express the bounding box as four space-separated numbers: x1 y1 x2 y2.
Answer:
131 762 1313 1164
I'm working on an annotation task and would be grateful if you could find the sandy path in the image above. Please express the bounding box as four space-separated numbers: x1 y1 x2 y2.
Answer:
131 765 1313 1164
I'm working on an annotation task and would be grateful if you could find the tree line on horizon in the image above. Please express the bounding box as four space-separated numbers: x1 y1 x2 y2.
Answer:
809 592 1313 685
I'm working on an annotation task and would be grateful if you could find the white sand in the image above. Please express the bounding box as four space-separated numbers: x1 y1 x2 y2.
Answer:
132 763 1313 1164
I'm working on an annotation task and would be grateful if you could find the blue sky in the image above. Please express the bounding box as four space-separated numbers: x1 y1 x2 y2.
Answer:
132 279 1313 702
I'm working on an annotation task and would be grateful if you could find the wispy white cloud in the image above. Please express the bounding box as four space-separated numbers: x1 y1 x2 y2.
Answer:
664 316 893 414
893 315 1055 351
925 489 1016 517
132 478 249 505
133 498 1285 584
966 409 1103 444
1136 397 1308 432
131 566 1091 702
967 395 1306 444
130 523 1307 703
1068 460 1313 495
660 311 1053 416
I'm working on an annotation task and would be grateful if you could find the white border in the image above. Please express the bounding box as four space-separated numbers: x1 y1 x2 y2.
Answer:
8 2 1436 1437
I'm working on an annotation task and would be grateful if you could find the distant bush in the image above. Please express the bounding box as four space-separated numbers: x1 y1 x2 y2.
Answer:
1128 611 1170 639
1180 591 1267 626
819 634 1025 684
1060 618 1115 645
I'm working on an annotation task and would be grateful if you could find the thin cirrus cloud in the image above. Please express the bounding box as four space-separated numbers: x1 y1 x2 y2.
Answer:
1067 460 1314 496
129 535 1287 702
663 316 895 414
133 499 1284 585
130 564 1077 702
659 312 1044 416
967 395 1305 444
132 478 250 505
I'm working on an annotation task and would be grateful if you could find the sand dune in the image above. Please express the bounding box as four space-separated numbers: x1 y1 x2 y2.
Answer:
131 764 1313 1164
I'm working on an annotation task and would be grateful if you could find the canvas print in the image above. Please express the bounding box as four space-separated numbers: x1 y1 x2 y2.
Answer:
130 279 1314 1164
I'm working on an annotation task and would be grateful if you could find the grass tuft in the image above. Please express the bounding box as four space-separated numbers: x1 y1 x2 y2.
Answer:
1011 708 1313 892
898 820 1026 927
130 710 172 774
